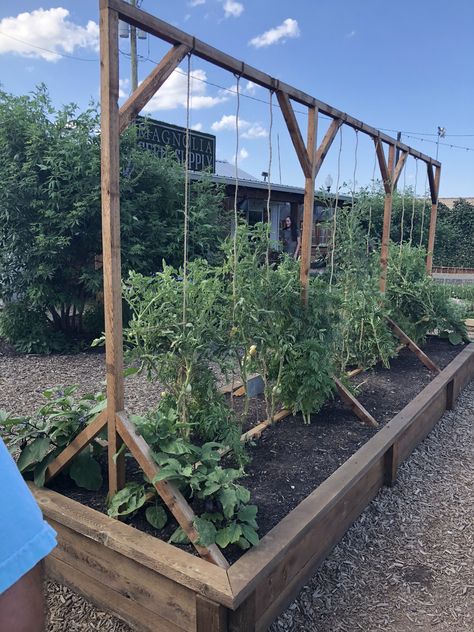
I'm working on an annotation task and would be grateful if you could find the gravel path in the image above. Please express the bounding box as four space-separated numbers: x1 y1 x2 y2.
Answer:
0 352 473 631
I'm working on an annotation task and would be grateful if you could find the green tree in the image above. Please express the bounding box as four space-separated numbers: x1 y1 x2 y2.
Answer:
0 86 227 351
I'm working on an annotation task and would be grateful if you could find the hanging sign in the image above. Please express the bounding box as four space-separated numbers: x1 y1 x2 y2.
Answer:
136 117 216 173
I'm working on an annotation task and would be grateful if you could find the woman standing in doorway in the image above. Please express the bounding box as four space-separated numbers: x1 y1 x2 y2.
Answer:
280 215 301 259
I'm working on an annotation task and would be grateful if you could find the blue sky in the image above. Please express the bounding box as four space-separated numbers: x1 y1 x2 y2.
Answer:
1 0 473 197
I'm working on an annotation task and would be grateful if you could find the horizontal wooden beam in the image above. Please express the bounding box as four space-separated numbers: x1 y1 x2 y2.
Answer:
276 91 312 178
119 43 190 134
106 0 440 167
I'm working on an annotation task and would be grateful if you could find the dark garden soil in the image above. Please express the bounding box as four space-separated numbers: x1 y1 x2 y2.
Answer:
48 337 464 564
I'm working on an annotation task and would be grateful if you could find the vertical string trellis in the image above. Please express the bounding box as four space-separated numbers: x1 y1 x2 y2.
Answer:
367 146 377 255
182 53 192 328
265 90 273 268
408 158 418 245
232 75 241 319
329 126 343 288
399 159 407 259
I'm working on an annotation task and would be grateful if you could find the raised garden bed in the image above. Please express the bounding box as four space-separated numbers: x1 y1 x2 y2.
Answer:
30 342 474 631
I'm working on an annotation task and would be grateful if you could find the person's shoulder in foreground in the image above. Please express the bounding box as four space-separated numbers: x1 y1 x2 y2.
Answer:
0 437 57 594
0 436 57 631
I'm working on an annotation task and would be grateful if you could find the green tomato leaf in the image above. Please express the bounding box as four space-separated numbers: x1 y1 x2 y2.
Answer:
153 466 182 482
448 332 463 345
237 505 258 528
235 485 251 504
168 526 191 545
241 524 260 546
160 438 193 455
237 537 251 550
215 522 242 548
194 517 217 547
69 450 103 491
107 483 149 517
219 488 238 519
17 437 52 472
145 504 168 530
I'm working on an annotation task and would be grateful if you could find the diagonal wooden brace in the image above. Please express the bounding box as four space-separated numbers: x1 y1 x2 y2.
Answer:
334 377 379 428
386 317 441 373
115 411 229 568
44 410 108 484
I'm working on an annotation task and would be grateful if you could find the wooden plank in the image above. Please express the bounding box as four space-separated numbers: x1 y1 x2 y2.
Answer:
379 144 395 293
49 520 195 631
374 138 391 193
45 555 186 632
196 595 228 632
426 164 441 274
100 3 125 495
44 410 107 483
386 318 440 373
119 43 190 133
228 591 256 632
115 411 229 568
106 0 440 167
392 150 408 189
446 378 455 410
276 91 312 179
313 117 342 178
300 106 318 302
240 409 292 443
384 442 398 487
426 163 437 204
253 459 385 628
334 377 378 427
31 484 234 606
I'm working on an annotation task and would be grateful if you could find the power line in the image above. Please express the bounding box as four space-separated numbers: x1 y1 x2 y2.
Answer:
0 30 98 62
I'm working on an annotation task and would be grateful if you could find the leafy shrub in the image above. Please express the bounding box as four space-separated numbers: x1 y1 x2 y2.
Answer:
1 386 106 488
0 302 68 354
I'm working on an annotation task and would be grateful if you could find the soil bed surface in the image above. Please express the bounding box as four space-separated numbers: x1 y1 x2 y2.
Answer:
45 338 462 564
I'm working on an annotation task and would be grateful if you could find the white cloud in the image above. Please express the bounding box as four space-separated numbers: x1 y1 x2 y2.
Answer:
233 147 249 162
189 0 206 6
345 30 356 39
191 122 203 131
249 18 300 48
119 78 130 99
223 0 244 18
245 81 258 95
0 8 99 62
143 68 228 112
211 114 268 139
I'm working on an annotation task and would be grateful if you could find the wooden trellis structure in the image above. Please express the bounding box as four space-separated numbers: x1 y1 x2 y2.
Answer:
43 0 442 568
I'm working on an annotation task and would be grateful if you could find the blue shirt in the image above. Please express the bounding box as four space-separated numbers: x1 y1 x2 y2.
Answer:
0 437 57 594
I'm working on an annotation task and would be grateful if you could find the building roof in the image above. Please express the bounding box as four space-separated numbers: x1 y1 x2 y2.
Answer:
439 197 474 209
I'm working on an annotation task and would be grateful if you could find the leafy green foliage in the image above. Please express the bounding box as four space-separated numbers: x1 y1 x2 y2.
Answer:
386 244 467 344
2 386 105 488
0 86 228 351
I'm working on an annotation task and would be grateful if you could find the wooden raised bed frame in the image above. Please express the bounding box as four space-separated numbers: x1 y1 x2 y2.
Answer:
33 344 474 631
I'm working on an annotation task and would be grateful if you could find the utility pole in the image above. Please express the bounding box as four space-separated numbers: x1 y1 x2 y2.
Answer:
436 126 446 161
130 0 138 91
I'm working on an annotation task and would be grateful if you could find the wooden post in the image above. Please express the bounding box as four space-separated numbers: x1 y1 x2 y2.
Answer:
100 2 126 496
300 106 318 302
426 164 441 274
377 143 395 293
196 596 228 632
384 442 398 486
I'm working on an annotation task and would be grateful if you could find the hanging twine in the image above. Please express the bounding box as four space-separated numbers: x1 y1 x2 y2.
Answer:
351 130 359 213
265 91 273 267
329 126 343 288
232 76 241 318
399 162 407 257
182 54 191 327
367 147 377 255
408 158 418 245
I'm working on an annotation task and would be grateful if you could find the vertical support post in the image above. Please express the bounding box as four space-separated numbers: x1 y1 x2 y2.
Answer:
100 2 126 496
196 596 228 632
300 106 318 303
379 144 395 293
426 164 441 274
384 442 398 487
446 378 455 410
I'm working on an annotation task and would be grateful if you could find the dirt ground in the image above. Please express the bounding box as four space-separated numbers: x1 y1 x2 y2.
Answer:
0 345 473 631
